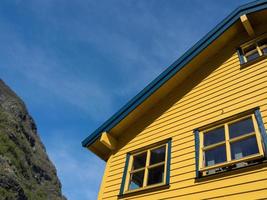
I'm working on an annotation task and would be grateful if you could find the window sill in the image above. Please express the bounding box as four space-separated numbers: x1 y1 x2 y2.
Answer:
199 153 264 172
118 183 170 199
195 157 267 182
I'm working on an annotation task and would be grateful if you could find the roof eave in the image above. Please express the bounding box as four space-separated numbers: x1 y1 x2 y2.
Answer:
82 0 267 148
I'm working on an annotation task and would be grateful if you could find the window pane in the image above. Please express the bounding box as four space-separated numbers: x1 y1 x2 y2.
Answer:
246 51 260 62
244 44 256 53
205 145 227 167
150 146 166 165
132 153 147 170
204 127 225 146
147 165 164 186
244 45 260 62
230 136 259 160
128 170 144 190
229 117 254 139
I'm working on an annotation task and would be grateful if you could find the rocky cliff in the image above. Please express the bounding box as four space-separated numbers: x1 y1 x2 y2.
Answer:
0 80 66 200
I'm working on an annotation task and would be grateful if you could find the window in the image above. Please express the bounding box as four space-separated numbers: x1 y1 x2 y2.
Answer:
119 140 171 195
194 109 267 177
242 44 260 62
238 34 267 65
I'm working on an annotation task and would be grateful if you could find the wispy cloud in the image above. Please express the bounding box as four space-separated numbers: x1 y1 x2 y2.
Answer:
45 129 105 200
22 0 188 96
0 31 114 120
0 1 253 199
0 0 173 120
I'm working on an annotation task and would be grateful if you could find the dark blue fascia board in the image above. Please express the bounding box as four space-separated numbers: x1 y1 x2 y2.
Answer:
82 0 267 148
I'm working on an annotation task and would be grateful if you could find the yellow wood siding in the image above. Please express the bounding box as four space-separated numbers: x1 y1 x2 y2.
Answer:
100 51 267 199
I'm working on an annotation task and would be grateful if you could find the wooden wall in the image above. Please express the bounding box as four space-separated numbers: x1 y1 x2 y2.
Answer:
98 47 267 200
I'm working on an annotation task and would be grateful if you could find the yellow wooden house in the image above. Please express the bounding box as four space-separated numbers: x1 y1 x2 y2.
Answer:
82 1 267 199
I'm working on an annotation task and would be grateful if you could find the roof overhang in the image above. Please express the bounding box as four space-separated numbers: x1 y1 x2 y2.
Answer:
82 0 267 160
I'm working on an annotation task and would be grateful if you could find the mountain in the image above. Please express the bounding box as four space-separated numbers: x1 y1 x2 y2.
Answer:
0 80 66 200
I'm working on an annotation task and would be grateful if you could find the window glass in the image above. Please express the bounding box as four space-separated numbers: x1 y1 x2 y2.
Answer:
244 45 259 62
128 170 145 190
229 117 254 138
132 153 147 170
147 165 164 186
239 36 267 65
246 50 260 62
204 127 225 146
205 145 227 167
199 112 265 177
126 141 169 192
150 146 166 165
230 136 259 160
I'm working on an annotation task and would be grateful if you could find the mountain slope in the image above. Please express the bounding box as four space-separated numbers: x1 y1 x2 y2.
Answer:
0 80 66 200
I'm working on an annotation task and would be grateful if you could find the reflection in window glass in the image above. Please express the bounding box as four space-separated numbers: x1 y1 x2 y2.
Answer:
231 136 259 160
150 146 166 165
204 127 225 146
200 113 265 177
128 170 145 190
126 142 169 192
244 45 260 62
132 153 147 170
246 50 260 62
229 117 254 139
205 145 227 167
147 165 164 186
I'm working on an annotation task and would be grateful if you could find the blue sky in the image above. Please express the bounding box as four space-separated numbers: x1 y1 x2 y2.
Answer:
0 0 252 199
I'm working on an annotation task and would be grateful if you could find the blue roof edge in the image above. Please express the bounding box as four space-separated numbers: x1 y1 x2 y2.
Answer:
82 0 267 148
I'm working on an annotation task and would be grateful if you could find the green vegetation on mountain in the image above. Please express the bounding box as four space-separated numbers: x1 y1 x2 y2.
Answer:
0 80 66 200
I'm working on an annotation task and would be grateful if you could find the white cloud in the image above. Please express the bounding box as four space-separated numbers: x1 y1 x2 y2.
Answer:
0 33 114 120
1 1 253 200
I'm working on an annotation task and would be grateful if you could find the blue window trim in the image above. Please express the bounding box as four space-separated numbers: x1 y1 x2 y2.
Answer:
237 48 245 65
166 139 172 185
119 139 172 195
194 129 200 178
194 108 267 178
254 108 267 158
119 153 130 195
